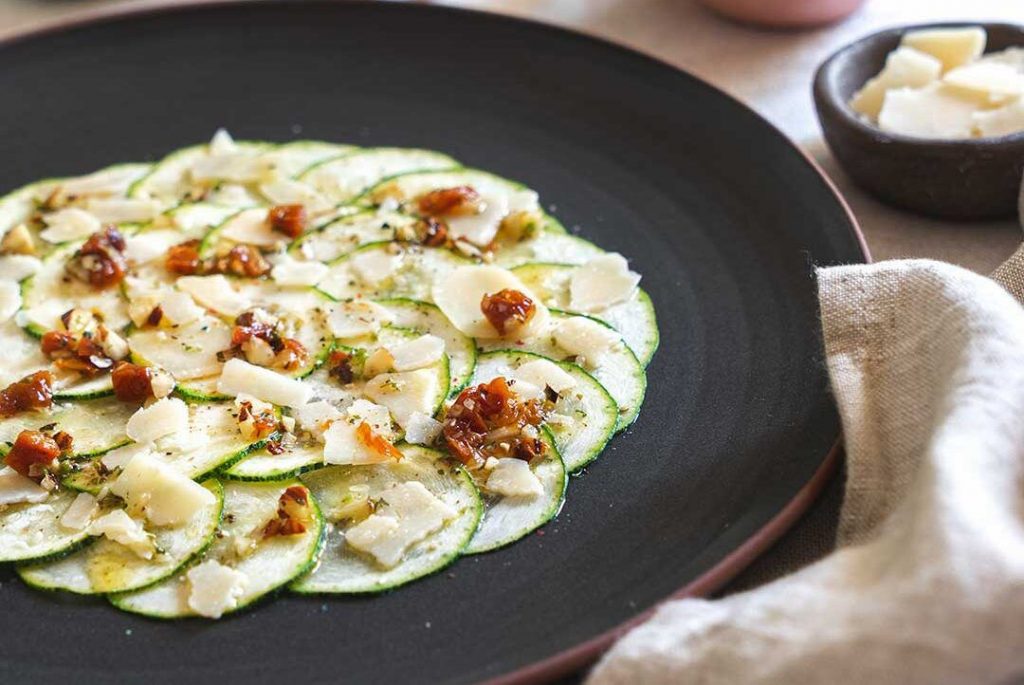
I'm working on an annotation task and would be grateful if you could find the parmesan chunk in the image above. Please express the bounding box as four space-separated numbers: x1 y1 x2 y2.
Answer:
0 255 42 282
327 300 395 338
344 481 456 568
972 98 1024 138
60 165 145 198
553 317 621 368
433 265 549 339
388 334 445 371
124 229 184 265
878 83 979 139
259 179 330 213
209 128 236 155
191 152 268 183
126 397 189 443
943 62 1024 105
323 419 391 465
364 369 439 429
59 492 99 531
902 27 986 72
515 358 577 394
85 198 162 224
346 398 397 437
187 560 247 619
220 208 281 247
850 46 942 119
0 281 20 324
217 358 311 408
349 249 402 286
293 400 344 441
569 253 640 312
177 275 252 317
404 411 443 445
486 458 544 498
39 208 101 243
111 451 216 526
271 257 329 287
90 510 153 559
0 466 49 505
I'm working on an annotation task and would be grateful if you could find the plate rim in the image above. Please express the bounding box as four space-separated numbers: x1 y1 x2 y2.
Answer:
0 2 870 682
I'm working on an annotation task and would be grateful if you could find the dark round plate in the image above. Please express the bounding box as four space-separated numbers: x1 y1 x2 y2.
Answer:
0 2 866 683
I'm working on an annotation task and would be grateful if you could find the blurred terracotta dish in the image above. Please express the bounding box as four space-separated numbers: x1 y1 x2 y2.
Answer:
699 0 865 28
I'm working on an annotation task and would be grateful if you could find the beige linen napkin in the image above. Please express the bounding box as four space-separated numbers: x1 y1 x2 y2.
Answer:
588 246 1024 684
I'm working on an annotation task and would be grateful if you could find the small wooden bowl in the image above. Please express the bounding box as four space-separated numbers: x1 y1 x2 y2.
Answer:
814 23 1024 220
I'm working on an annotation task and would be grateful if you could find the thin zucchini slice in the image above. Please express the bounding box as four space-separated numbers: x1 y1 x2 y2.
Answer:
470 351 617 472
20 241 131 335
492 232 605 269
110 479 324 618
512 263 659 366
299 148 459 204
0 397 134 458
17 480 223 594
317 241 471 302
464 427 566 554
378 298 476 395
291 446 480 594
128 316 234 382
476 312 646 431
289 209 418 263
0 180 51 241
0 319 49 388
221 439 323 482
261 140 358 180
128 141 269 209
0 488 95 563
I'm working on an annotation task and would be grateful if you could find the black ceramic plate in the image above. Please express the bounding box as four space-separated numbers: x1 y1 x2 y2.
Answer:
0 2 866 683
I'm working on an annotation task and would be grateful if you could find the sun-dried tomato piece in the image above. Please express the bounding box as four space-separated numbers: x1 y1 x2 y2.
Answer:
442 376 547 469
0 371 54 418
4 429 61 480
53 431 74 454
42 328 115 377
355 422 403 462
236 398 280 442
267 204 307 239
327 350 355 384
40 331 75 356
211 245 271 278
166 239 203 275
417 186 481 217
145 305 164 327
480 289 536 335
232 312 282 351
65 227 127 289
262 485 312 538
111 362 155 404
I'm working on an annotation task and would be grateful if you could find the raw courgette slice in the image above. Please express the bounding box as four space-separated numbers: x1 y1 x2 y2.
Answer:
17 479 223 595
261 140 358 180
288 209 419 263
221 439 323 482
298 148 459 205
0 319 49 389
317 241 471 302
0 397 134 458
19 241 131 336
469 351 617 472
110 479 324 618
512 263 659 367
492 232 605 269
0 179 52 241
378 298 476 395
290 445 480 594
127 316 234 382
128 141 269 209
0 488 95 563
464 427 566 554
476 312 646 431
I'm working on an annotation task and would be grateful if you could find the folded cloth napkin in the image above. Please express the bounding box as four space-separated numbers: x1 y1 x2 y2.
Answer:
588 245 1024 684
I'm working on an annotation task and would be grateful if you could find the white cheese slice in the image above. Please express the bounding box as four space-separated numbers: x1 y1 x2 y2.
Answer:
346 398 398 438
85 198 162 224
259 178 331 213
877 83 978 139
220 208 281 247
187 559 247 619
433 265 549 339
447 192 507 247
206 183 259 208
191 151 268 184
486 458 544 498
0 255 42 282
515 358 577 394
0 466 49 505
271 257 329 287
217 358 311 408
943 62 1024 105
101 442 150 470
124 229 183 264
293 400 344 441
209 128 236 155
553 317 621 368
126 397 189 444
322 419 391 465
972 98 1024 138
387 334 445 371
59 492 99 531
60 165 146 198
177 275 252 317
902 27 987 72
344 481 456 568
111 451 216 526
404 411 443 446
349 249 402 286
89 509 153 559
39 207 101 243
326 300 395 338
363 369 439 429
569 253 641 312
0 281 20 324
160 290 206 325
850 46 943 119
